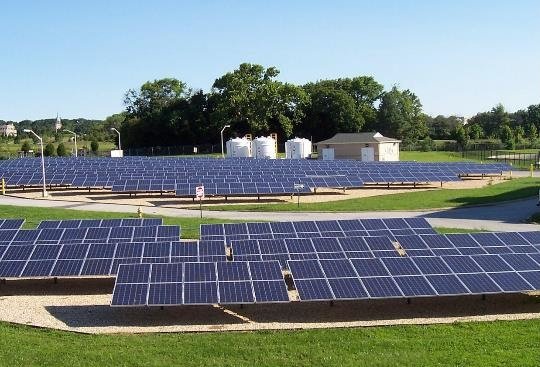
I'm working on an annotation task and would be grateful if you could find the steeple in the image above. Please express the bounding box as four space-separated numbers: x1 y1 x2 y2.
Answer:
55 113 62 132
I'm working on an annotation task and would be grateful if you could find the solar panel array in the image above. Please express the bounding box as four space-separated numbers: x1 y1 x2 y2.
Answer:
112 261 289 306
111 217 540 307
0 218 188 278
200 218 437 243
0 157 509 197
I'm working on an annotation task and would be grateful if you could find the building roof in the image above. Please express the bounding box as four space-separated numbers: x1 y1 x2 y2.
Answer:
315 132 401 145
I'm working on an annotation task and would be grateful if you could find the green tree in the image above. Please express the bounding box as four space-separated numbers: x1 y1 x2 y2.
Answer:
425 115 462 139
91 140 99 154
376 86 427 147
453 124 469 150
44 142 56 156
499 125 515 149
528 123 538 140
468 124 484 140
124 78 188 118
514 125 525 146
56 142 67 156
211 63 309 139
21 140 32 152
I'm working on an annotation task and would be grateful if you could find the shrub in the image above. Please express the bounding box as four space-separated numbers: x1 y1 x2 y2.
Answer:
21 140 32 152
44 143 56 156
91 140 99 154
56 142 67 156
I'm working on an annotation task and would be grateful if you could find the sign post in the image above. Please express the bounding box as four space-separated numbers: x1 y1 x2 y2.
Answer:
294 183 304 208
196 185 205 218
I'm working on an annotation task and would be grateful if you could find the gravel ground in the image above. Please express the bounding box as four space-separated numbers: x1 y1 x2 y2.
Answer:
1 278 539 334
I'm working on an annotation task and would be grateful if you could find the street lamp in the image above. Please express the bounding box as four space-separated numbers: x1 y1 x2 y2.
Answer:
23 129 47 197
63 129 77 157
110 128 121 150
220 125 231 158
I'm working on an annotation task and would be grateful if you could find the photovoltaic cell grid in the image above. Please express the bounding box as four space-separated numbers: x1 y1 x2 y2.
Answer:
287 255 540 301
0 157 509 197
111 261 289 306
36 218 162 229
0 238 229 278
0 225 180 245
200 218 437 243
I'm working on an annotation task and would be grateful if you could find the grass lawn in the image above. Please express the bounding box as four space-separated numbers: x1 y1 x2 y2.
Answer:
208 177 540 212
0 205 241 239
434 227 483 234
400 150 477 162
1 320 539 366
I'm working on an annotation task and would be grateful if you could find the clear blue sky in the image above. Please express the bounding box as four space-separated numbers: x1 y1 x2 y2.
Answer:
1 0 539 121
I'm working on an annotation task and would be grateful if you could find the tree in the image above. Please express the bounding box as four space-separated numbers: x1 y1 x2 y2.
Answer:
514 125 525 146
468 124 484 140
124 78 188 119
299 85 363 141
499 125 515 149
44 143 56 156
91 140 99 154
211 63 309 139
376 87 427 147
56 142 67 156
425 115 462 139
21 140 32 152
453 124 469 150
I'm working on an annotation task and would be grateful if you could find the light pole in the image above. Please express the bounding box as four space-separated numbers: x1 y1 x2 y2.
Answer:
23 129 47 197
110 128 121 150
63 129 77 157
220 125 230 158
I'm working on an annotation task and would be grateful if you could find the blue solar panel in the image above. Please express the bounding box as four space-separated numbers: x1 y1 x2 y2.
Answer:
183 282 218 304
294 278 334 301
361 277 402 298
327 278 368 299
147 283 182 305
350 258 390 277
381 257 421 276
217 262 250 281
51 259 83 276
112 283 148 306
457 273 501 293
393 276 436 297
218 281 254 304
426 274 469 295
412 256 452 275
442 256 484 273
116 263 151 283
21 260 54 277
319 259 357 278
287 260 325 279
472 255 512 272
487 272 533 292
0 261 26 277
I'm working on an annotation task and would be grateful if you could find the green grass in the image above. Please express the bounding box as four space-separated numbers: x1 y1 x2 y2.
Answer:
0 204 241 239
400 150 477 162
208 178 540 212
434 227 483 234
0 138 115 157
1 320 539 366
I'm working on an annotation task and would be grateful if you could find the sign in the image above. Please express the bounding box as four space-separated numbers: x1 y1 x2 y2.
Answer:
195 185 205 199
293 183 305 190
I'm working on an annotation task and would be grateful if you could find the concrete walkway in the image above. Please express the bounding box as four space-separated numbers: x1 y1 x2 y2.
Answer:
1 194 539 232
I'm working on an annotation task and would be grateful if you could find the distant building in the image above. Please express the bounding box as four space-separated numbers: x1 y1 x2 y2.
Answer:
55 114 62 132
314 132 401 161
0 123 17 137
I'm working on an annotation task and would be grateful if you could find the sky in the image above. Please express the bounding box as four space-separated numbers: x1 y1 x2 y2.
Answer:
1 0 539 121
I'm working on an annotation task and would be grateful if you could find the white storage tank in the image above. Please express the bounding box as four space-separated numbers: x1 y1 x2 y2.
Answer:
252 136 277 159
226 137 252 158
285 137 312 159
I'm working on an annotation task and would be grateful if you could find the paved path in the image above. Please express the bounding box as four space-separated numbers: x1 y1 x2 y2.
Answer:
1 194 539 232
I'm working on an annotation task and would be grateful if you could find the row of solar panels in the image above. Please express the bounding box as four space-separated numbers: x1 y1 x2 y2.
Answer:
0 240 227 278
0 225 181 245
229 233 540 268
111 254 540 306
37 218 162 229
200 218 436 241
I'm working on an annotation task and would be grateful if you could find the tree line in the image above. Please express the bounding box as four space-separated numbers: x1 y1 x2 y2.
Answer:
118 63 426 148
2 62 539 152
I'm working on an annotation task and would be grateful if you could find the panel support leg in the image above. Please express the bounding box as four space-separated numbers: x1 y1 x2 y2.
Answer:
481 294 486 301
406 298 411 304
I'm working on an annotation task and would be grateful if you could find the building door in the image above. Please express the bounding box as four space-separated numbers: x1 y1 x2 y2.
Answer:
361 147 375 162
322 148 335 160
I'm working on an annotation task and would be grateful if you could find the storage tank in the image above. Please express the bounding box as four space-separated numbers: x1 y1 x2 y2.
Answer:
226 137 252 158
285 137 312 159
252 136 277 159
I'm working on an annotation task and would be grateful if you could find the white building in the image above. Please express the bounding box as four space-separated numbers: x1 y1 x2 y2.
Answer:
315 132 401 161
0 123 17 137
